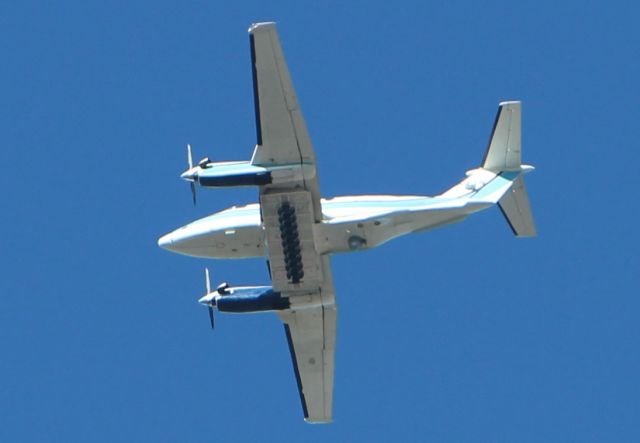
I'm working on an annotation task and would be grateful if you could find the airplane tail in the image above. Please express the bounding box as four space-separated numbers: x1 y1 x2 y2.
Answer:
481 100 536 237
446 101 536 237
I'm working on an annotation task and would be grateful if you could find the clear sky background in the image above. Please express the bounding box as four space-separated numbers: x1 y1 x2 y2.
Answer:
2 1 639 441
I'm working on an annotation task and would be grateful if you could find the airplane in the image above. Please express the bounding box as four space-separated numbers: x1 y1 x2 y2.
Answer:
158 22 536 424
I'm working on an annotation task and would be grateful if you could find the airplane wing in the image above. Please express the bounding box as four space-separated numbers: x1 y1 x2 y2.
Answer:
248 22 322 221
248 23 336 422
251 22 326 294
261 192 337 423
278 256 337 423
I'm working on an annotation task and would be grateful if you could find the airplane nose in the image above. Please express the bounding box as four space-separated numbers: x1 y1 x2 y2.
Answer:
157 233 174 250
157 224 210 256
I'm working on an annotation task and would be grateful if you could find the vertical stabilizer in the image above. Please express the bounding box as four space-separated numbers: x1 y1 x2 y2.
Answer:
483 101 521 171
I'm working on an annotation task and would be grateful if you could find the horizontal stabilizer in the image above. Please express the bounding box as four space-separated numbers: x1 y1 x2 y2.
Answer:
498 176 536 237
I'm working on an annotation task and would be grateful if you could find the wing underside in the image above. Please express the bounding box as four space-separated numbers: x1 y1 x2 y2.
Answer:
249 22 336 423
263 190 337 422
278 257 336 423
249 22 322 220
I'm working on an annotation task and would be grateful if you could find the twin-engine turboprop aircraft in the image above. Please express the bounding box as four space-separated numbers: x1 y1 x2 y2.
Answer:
158 22 536 424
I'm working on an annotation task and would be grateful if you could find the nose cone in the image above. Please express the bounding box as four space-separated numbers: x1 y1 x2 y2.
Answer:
157 230 192 254
157 225 209 257
199 293 215 305
157 232 175 251
158 213 230 258
180 168 197 181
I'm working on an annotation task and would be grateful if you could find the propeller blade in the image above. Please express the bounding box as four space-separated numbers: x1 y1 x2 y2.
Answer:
207 306 215 330
205 268 211 294
187 144 193 169
190 181 197 206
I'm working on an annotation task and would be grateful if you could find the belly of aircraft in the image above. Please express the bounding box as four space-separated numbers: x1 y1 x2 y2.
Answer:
160 196 488 259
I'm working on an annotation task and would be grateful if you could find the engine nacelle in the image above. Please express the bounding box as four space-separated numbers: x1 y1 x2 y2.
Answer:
182 161 271 187
215 286 290 313
182 160 315 188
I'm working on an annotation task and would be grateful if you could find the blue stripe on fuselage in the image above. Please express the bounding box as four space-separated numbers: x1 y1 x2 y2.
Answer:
469 171 519 201
188 196 464 228
186 181 520 230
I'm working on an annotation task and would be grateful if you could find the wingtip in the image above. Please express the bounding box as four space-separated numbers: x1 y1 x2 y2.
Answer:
248 22 276 33
304 417 333 424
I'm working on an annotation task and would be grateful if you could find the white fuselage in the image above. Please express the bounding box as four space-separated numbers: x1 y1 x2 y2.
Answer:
158 193 492 259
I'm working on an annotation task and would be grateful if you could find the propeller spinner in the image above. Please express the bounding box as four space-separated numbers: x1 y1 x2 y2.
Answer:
181 144 212 206
198 267 215 330
198 268 231 331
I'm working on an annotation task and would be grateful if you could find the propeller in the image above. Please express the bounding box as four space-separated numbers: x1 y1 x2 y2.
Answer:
205 267 214 330
186 144 197 206
205 267 211 293
207 306 215 330
183 144 213 206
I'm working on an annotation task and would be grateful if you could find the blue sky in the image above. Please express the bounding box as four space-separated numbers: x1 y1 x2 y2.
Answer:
2 1 639 441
